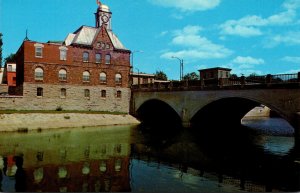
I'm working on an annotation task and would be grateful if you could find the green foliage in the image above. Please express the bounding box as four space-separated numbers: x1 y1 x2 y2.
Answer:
183 72 199 80
248 73 258 77
56 106 63 111
155 70 168 81
4 53 16 64
230 74 238 79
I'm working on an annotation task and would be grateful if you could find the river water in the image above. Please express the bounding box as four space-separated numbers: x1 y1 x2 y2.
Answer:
0 117 299 192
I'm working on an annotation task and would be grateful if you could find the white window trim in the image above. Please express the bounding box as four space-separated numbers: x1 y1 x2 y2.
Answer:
59 46 68 61
34 43 44 58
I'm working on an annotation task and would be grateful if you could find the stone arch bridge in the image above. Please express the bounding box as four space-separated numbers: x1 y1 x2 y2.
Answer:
130 79 300 139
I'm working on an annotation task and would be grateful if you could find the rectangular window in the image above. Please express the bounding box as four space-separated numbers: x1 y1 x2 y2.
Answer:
84 89 90 98
60 50 67 60
83 52 89 62
61 88 66 98
8 65 12 72
143 78 148 84
35 47 43 58
101 90 106 98
116 91 122 98
105 54 111 64
37 87 43 97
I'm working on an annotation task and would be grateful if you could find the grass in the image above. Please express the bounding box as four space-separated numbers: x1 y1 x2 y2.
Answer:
0 109 128 115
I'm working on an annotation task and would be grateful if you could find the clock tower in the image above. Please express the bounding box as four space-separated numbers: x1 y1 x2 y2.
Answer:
95 0 112 30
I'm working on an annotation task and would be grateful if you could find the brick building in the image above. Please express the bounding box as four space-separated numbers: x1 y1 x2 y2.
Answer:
12 2 131 112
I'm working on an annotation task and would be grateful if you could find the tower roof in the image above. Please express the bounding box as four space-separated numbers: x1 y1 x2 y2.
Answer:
64 26 128 51
100 4 110 12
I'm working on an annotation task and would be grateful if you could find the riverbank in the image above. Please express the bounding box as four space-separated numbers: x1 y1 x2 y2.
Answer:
0 113 140 132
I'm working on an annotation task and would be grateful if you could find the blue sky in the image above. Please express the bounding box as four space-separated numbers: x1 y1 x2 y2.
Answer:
1 0 300 80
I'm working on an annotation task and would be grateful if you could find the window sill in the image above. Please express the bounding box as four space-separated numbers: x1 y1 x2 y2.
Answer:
60 96 66 99
37 96 43 99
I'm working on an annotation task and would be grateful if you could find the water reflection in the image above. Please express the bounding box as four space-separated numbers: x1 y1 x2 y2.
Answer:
0 118 299 192
0 126 132 192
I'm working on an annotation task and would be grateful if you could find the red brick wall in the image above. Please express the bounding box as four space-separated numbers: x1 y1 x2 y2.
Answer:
19 27 131 89
7 72 16 86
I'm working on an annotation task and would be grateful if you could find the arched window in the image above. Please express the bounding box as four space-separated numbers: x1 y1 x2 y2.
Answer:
116 90 122 98
105 54 111 64
35 67 44 80
100 72 107 83
96 53 101 63
115 73 122 84
83 52 89 62
59 69 67 81
83 71 90 82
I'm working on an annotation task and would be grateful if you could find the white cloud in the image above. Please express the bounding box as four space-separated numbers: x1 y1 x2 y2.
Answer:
265 31 300 47
281 69 300 73
220 0 297 37
283 0 300 10
232 56 265 65
230 56 265 72
150 0 221 12
281 56 300 63
160 25 232 60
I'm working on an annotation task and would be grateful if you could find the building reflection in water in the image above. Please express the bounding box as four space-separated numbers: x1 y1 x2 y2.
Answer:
0 126 132 192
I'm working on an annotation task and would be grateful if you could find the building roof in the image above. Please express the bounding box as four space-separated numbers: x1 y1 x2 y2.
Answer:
199 67 232 72
130 73 155 77
64 26 128 51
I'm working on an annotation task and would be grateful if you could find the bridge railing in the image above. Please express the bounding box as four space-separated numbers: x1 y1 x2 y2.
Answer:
131 72 300 91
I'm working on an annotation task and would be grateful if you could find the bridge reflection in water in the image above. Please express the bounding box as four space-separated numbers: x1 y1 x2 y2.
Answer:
0 120 299 192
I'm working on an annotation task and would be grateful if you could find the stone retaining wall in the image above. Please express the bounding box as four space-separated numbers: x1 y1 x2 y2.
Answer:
0 83 130 113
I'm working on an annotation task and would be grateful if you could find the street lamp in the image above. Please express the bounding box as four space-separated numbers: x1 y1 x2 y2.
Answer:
171 56 184 81
131 50 143 73
135 67 140 87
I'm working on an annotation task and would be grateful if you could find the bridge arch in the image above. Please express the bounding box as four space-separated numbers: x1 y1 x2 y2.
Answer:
190 97 295 134
136 99 182 128
190 97 296 136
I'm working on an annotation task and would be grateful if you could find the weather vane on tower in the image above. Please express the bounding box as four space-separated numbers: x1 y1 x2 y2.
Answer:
96 0 102 7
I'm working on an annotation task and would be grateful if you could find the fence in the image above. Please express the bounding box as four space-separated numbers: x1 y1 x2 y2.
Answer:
131 72 300 91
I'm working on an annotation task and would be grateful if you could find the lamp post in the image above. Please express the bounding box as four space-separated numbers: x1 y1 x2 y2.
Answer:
171 56 184 81
135 67 140 87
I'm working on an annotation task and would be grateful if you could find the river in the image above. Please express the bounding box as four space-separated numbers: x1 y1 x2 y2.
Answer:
0 117 299 192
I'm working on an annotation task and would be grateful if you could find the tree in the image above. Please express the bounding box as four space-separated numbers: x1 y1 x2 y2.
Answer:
0 33 2 67
4 53 16 63
230 74 238 79
183 72 199 80
154 70 168 81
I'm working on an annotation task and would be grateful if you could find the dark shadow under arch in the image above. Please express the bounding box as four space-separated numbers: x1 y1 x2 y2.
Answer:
191 97 260 129
136 99 182 129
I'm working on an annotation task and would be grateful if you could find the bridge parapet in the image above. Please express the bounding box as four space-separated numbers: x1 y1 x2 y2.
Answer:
131 73 300 92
